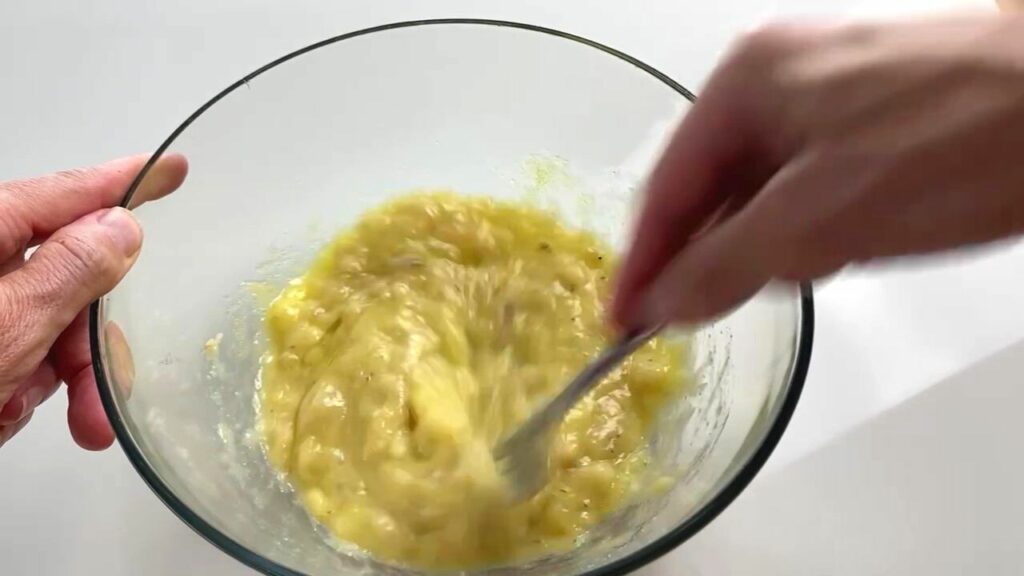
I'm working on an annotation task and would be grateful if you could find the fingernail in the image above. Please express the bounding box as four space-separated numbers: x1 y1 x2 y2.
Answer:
97 207 143 257
0 396 28 425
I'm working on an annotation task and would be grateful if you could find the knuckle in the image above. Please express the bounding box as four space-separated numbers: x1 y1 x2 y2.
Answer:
0 291 41 385
49 232 120 288
0 208 29 259
0 185 37 258
0 175 40 197
719 23 819 139
53 166 100 189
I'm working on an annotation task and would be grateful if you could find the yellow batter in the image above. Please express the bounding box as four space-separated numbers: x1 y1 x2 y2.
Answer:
259 193 688 569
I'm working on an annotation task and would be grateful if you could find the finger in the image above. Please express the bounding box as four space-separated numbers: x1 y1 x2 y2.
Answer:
0 361 58 425
0 207 142 385
0 248 26 276
612 83 767 329
634 159 799 325
0 153 187 261
0 410 34 449
66 364 114 451
634 157 843 325
52 310 116 450
0 250 30 402
636 209 778 326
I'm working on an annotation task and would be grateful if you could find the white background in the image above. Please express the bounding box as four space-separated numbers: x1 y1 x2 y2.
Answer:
2 1 1022 574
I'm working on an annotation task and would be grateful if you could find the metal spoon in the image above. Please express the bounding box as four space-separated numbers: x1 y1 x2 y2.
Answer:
493 323 665 501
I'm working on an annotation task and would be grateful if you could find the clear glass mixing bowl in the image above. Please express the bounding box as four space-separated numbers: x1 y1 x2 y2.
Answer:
90 19 813 576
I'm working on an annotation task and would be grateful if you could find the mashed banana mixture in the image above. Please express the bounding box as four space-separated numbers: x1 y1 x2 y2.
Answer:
259 193 688 568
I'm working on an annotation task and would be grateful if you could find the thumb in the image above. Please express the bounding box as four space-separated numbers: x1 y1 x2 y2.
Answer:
0 207 141 379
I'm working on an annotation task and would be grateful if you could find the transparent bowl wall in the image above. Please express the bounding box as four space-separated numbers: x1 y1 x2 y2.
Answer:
92 20 812 576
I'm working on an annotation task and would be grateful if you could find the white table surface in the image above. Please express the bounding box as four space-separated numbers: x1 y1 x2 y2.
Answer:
2 0 1017 574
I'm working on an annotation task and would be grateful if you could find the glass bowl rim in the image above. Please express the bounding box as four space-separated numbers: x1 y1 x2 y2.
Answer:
88 17 815 576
